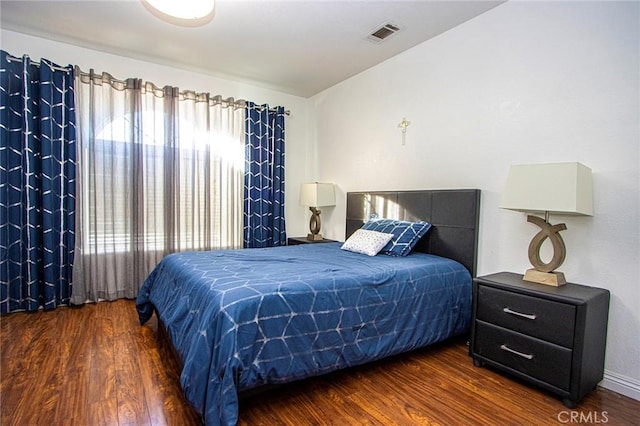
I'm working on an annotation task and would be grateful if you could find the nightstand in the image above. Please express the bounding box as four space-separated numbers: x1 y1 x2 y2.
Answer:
287 237 337 245
469 272 609 408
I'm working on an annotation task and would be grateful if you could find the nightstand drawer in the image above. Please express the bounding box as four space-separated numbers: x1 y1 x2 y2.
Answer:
477 285 576 347
474 321 572 391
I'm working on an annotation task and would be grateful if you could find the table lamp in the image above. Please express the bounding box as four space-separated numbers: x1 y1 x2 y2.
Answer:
299 183 335 241
500 162 593 286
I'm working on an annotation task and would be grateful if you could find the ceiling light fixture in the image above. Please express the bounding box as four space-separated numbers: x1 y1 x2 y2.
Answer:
142 0 215 27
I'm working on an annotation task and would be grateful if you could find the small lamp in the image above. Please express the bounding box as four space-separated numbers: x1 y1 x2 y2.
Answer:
500 162 593 286
299 183 336 241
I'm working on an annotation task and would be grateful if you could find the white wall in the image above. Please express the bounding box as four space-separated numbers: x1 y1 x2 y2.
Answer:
0 29 313 238
310 1 640 399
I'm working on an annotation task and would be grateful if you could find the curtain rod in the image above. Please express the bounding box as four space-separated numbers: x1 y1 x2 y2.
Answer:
75 68 291 116
6 54 290 116
6 54 71 73
75 65 291 115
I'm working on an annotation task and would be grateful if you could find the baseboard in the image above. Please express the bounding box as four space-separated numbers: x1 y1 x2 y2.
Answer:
599 370 640 401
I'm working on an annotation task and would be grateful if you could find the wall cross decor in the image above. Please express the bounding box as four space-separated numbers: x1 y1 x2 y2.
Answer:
398 117 411 145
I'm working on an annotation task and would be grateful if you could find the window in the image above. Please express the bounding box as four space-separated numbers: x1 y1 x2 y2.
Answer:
77 88 245 256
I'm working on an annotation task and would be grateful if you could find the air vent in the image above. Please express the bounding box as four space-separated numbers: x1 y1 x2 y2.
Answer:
366 22 401 43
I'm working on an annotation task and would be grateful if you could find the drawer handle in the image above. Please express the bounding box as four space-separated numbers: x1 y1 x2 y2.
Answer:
503 307 537 320
500 344 534 360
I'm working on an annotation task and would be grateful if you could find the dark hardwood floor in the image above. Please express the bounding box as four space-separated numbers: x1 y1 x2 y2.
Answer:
1 299 638 425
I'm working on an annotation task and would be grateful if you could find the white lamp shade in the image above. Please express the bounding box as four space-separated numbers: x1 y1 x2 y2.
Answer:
500 162 593 216
300 183 336 207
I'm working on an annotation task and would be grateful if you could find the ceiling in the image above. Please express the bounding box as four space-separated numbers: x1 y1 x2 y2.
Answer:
0 0 504 97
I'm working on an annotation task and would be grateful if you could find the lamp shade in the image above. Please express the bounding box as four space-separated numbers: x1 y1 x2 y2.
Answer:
300 183 336 207
500 162 593 216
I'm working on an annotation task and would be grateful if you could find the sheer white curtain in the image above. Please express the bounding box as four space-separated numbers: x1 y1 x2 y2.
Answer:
72 71 245 303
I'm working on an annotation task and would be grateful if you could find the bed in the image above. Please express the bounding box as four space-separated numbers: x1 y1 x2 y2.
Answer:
136 189 480 426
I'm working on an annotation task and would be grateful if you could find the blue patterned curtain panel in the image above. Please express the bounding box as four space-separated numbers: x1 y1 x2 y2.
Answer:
0 51 76 313
243 103 286 248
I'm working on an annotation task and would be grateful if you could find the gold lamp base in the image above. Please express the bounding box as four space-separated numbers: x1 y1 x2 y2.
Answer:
307 207 323 241
523 268 567 287
524 214 568 287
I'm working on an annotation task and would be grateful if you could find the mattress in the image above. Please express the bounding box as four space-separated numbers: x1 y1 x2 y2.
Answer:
136 242 472 426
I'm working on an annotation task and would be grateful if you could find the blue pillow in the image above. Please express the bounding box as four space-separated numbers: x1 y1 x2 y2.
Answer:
361 219 432 256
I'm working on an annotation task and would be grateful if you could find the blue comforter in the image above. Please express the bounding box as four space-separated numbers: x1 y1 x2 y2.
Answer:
136 243 472 425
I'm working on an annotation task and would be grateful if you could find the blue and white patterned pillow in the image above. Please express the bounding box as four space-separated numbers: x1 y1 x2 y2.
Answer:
340 229 395 256
361 219 432 256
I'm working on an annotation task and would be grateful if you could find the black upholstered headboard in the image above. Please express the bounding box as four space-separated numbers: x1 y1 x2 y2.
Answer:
346 189 481 277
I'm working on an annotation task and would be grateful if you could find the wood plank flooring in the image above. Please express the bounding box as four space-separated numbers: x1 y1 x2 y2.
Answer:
1 299 638 425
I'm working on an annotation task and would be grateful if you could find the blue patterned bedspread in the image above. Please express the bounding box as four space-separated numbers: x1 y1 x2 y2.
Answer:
136 243 471 426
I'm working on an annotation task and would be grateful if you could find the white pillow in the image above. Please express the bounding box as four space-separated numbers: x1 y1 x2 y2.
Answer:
341 229 395 256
